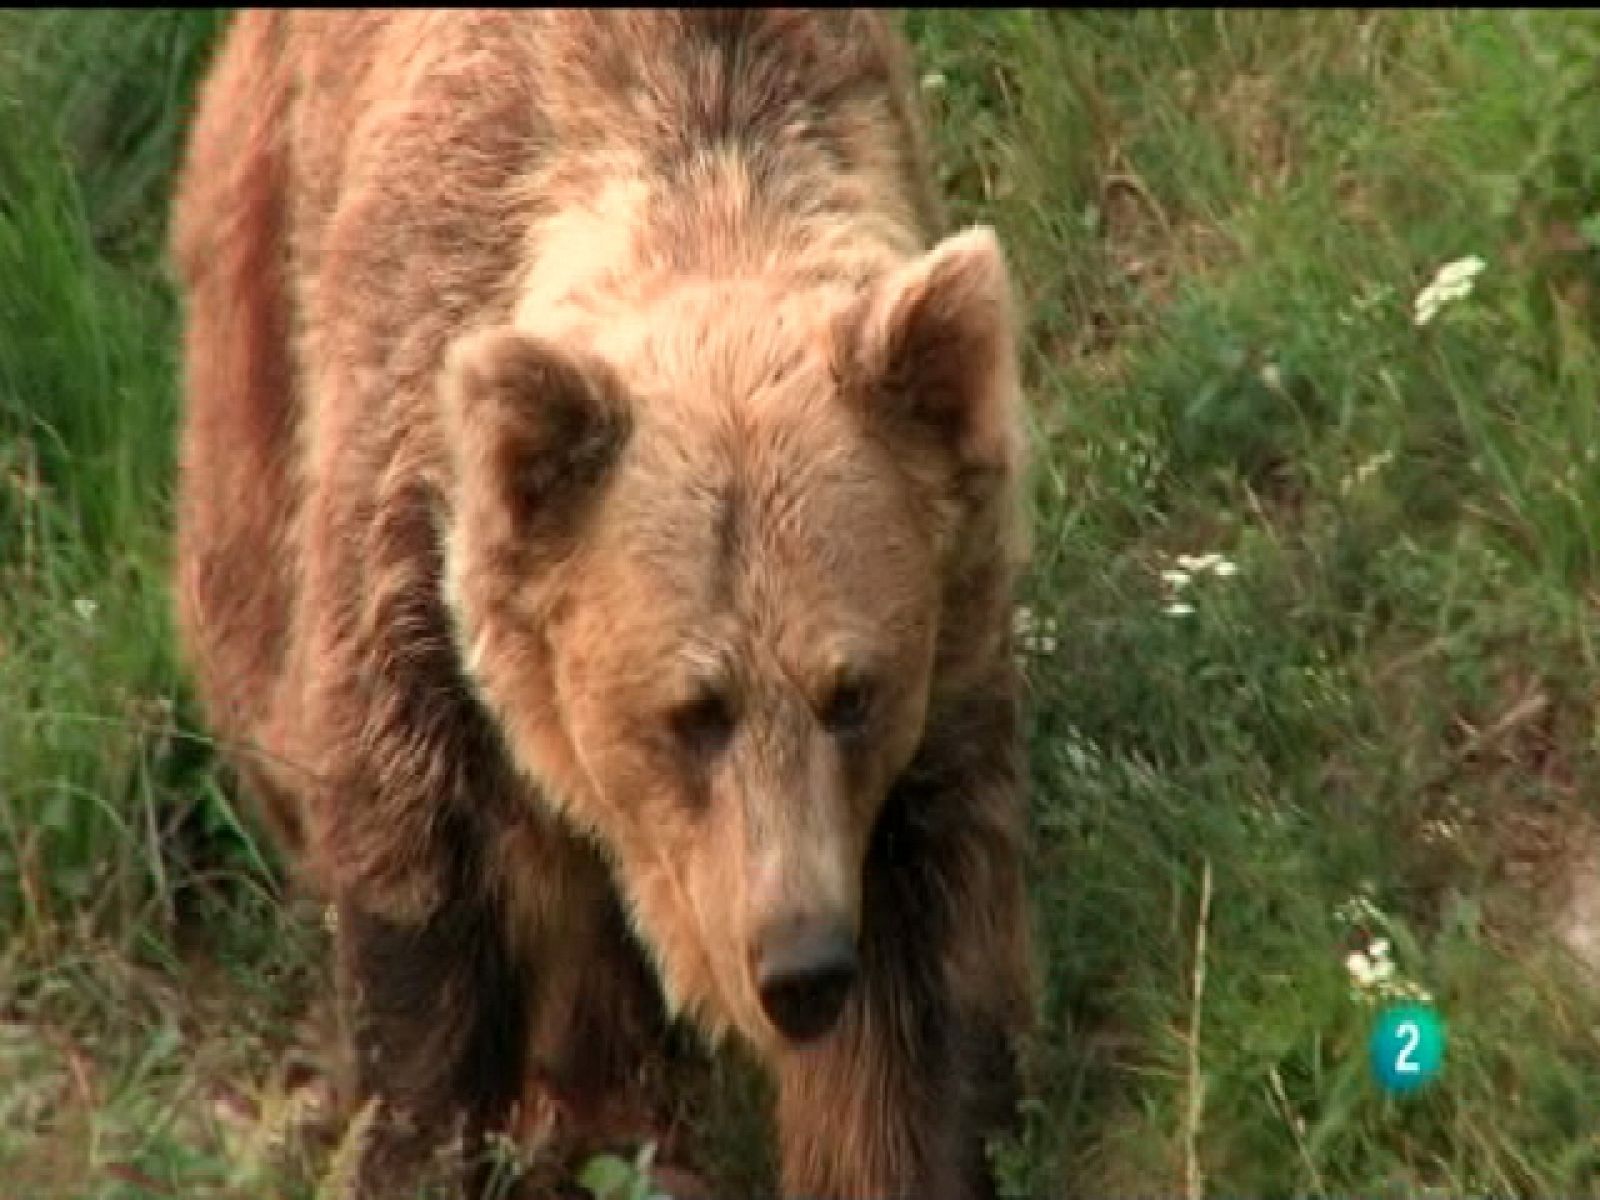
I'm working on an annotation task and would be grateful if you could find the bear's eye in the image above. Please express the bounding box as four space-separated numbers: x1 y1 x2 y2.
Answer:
672 685 737 756
820 676 874 737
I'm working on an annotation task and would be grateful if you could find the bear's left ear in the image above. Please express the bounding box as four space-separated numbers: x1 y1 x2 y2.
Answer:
842 225 1024 475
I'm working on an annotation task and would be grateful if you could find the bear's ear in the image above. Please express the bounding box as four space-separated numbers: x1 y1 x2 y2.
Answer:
843 225 1024 475
440 327 631 546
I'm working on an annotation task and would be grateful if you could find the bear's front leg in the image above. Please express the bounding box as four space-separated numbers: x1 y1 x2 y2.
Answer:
768 760 1035 1200
334 881 529 1199
770 972 1007 1200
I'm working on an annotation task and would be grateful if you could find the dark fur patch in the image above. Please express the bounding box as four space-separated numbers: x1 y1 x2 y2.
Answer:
337 817 528 1195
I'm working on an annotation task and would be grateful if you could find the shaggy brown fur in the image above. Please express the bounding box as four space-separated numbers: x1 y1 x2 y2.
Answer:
171 10 1036 1198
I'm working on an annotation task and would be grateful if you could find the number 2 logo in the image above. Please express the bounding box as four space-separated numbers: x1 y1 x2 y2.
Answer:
1392 1020 1420 1074
1371 1005 1443 1094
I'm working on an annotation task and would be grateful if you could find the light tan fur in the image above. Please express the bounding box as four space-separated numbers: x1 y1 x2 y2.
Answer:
172 11 1035 1198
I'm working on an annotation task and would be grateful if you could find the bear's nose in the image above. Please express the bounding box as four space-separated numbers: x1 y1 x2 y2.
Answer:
753 917 859 1043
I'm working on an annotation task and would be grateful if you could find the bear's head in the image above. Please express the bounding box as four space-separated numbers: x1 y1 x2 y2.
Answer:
440 226 1025 1050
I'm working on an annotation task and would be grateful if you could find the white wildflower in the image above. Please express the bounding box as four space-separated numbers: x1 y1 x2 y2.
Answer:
1157 551 1239 619
74 596 98 624
1339 910 1433 1006
1339 449 1394 496
920 71 947 93
1012 604 1059 660
1413 254 1485 327
1419 813 1465 844
1172 552 1239 578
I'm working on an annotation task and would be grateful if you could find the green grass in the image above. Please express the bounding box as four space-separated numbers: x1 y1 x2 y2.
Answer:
5 9 1600 1198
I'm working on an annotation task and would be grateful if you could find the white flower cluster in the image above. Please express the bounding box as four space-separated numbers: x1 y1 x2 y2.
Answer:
1338 449 1394 497
1013 604 1059 661
1413 255 1485 327
1419 793 1468 846
1159 551 1238 618
1334 892 1435 1006
1345 938 1395 988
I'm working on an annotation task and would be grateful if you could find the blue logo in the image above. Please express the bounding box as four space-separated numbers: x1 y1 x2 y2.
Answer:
1370 1003 1444 1094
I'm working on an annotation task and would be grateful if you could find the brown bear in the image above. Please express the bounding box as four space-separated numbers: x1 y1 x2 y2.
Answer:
170 10 1037 1199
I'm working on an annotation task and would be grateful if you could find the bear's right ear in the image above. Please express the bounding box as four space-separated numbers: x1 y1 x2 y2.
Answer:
440 327 631 547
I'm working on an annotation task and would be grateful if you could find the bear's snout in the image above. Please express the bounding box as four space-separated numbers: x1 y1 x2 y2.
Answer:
752 915 859 1043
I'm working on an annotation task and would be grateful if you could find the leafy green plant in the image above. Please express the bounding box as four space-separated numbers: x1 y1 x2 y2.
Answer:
578 1144 674 1200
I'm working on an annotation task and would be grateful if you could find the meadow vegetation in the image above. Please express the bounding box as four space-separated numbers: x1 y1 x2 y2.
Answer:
3 9 1599 1197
